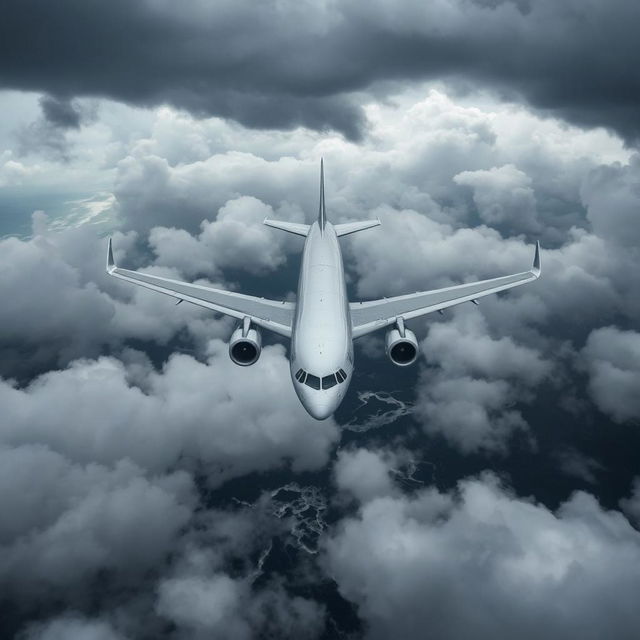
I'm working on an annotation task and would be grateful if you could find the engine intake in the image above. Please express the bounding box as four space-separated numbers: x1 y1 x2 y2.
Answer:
386 327 418 366
229 325 262 366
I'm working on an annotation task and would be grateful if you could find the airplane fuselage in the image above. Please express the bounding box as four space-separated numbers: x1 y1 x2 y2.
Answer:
106 160 541 422
290 221 353 419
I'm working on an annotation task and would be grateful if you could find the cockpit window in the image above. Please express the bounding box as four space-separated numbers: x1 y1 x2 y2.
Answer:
322 374 338 389
296 368 348 389
305 373 321 390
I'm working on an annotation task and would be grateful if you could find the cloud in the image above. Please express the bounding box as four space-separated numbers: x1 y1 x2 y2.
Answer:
454 163 540 233
148 196 303 277
620 478 640 525
156 574 324 640
555 448 605 485
406 310 550 454
0 344 338 482
1 441 328 637
348 209 537 300
333 448 399 503
113 151 321 235
21 616 126 640
16 95 88 160
581 326 640 423
0 445 194 601
0 218 234 377
39 95 81 129
581 155 640 249
324 471 640 640
1 1 640 143
1 56 640 639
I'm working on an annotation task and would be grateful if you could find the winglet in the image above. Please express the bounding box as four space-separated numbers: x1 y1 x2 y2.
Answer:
532 240 541 277
106 237 116 274
318 158 326 232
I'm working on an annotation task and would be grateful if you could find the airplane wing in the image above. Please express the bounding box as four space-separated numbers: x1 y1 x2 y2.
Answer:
106 239 295 338
350 242 540 338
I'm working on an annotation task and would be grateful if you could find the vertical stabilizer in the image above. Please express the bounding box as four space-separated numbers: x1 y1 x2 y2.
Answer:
318 159 326 231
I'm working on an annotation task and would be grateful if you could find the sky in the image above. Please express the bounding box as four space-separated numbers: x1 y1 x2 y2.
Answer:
1 1 640 638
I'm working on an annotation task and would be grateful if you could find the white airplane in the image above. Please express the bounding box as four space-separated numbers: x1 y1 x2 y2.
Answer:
107 161 540 420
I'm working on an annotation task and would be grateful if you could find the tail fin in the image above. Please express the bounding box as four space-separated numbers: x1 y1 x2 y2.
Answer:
318 158 326 231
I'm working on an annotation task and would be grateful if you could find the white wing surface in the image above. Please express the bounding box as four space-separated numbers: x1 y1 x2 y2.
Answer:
350 242 541 338
106 239 294 337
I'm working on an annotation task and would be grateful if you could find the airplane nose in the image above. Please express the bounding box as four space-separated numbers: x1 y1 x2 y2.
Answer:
293 379 341 420
298 389 339 420
307 402 333 420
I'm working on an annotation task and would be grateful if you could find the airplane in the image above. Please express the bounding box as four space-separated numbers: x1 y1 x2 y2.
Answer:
106 160 541 420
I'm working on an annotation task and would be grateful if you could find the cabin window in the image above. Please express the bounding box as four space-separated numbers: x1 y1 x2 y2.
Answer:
322 374 338 389
305 374 321 390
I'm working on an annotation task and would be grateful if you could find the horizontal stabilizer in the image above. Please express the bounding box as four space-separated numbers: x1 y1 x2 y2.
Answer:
334 219 381 237
263 219 310 237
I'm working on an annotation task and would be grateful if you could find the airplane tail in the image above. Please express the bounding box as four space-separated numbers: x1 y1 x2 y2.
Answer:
318 159 380 236
264 159 381 237
319 158 326 231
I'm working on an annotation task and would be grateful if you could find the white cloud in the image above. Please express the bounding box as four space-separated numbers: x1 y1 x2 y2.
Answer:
149 196 304 277
581 326 640 423
22 616 126 640
0 343 338 481
1 81 640 639
157 574 251 639
156 573 324 640
324 473 640 640
582 155 640 248
411 312 550 453
0 216 237 375
454 163 539 232
334 448 399 503
0 444 194 600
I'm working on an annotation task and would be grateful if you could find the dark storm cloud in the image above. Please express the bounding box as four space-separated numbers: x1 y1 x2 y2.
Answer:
39 95 81 129
16 95 84 159
1 0 640 142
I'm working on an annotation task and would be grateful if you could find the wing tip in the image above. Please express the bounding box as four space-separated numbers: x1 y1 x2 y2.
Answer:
532 240 541 277
106 237 116 274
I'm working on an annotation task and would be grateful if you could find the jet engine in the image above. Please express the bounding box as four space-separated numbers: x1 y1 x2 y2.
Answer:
229 325 262 366
385 327 418 366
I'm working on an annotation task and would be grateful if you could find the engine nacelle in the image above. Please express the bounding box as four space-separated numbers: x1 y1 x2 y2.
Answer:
229 326 262 366
385 327 418 366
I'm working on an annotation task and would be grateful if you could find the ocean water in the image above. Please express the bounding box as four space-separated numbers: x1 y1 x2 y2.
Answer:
0 188 116 239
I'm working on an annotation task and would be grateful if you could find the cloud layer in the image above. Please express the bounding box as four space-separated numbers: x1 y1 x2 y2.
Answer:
326 466 640 640
2 1 640 143
1 27 640 634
